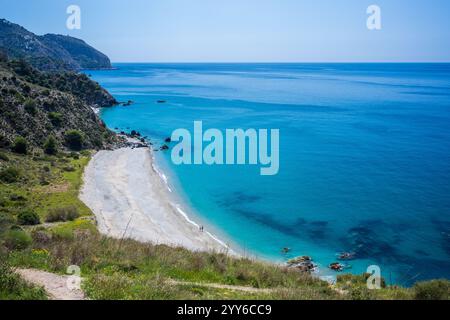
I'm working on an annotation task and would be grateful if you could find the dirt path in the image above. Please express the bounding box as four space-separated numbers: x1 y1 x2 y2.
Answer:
16 268 85 300
168 279 273 294
16 267 273 298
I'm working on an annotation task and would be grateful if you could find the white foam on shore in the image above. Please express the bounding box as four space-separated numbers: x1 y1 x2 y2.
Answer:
149 150 233 253
151 162 172 192
173 205 233 253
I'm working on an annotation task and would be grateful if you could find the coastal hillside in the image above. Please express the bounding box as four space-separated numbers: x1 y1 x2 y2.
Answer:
0 19 111 71
0 54 118 151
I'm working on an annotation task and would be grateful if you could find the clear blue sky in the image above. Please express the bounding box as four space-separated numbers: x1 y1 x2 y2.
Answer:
1 0 450 62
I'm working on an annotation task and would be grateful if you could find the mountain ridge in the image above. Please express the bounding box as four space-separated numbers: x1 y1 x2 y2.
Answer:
0 18 112 71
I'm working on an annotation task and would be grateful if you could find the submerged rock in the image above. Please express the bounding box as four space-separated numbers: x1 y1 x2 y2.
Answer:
122 100 134 106
328 262 351 272
337 252 356 261
130 130 141 137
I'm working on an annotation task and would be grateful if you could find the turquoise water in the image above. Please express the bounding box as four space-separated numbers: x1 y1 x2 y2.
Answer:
90 63 450 285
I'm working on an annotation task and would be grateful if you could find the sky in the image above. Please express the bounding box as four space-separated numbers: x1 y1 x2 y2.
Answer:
1 0 450 62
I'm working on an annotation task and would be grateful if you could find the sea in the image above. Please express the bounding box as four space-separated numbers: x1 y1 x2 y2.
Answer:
89 63 450 285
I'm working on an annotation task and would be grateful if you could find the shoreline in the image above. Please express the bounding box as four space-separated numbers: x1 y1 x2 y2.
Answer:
79 143 234 254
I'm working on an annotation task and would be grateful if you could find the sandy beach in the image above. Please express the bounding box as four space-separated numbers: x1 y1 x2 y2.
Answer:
79 146 230 253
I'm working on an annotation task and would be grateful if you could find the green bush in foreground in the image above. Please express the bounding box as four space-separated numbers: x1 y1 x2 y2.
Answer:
65 130 84 150
0 134 10 148
24 99 37 115
413 279 450 300
45 206 80 223
48 112 62 127
43 136 58 155
12 136 28 154
17 211 40 226
0 167 21 183
0 152 9 161
3 229 32 250
0 257 47 300
0 212 15 231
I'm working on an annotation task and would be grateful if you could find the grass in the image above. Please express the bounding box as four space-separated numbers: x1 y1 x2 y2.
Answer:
8 227 341 300
0 257 47 300
1 148 449 300
0 151 92 223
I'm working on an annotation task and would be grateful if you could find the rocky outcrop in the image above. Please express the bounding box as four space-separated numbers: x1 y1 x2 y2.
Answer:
287 256 317 273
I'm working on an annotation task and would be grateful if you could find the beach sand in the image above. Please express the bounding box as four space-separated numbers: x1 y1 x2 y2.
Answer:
79 146 229 253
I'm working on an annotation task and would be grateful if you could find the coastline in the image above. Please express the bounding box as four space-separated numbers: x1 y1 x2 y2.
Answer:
79 143 234 254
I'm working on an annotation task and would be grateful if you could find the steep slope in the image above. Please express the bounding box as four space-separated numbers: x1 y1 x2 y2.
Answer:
40 34 111 70
0 58 118 151
0 19 112 71
8 59 116 108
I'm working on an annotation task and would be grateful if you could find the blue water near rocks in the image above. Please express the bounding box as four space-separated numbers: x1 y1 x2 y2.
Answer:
89 63 450 285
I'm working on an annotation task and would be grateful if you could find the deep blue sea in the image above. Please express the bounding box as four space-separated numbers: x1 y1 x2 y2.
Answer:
89 63 450 285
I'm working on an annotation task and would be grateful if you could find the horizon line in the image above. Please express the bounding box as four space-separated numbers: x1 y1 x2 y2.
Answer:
110 61 450 64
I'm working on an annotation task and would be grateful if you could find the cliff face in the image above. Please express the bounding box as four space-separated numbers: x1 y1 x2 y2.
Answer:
0 19 112 72
39 34 112 70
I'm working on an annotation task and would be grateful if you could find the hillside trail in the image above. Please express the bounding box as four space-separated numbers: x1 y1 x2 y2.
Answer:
16 268 85 300
16 268 274 299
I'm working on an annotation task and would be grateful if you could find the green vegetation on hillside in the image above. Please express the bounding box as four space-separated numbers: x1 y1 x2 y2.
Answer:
8 59 117 107
0 58 119 152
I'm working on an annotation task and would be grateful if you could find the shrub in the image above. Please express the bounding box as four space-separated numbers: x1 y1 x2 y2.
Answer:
63 166 76 172
17 211 40 226
45 206 80 223
10 194 26 202
0 257 47 300
39 176 50 186
92 137 103 149
414 279 450 300
0 152 9 161
31 230 52 244
0 167 21 183
12 136 28 154
0 135 10 148
24 99 37 115
3 229 32 250
48 112 62 126
43 136 58 155
70 152 79 159
0 212 15 235
22 84 31 94
65 130 84 151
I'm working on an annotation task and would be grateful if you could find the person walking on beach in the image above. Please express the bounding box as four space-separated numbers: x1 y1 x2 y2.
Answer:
200 225 204 232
